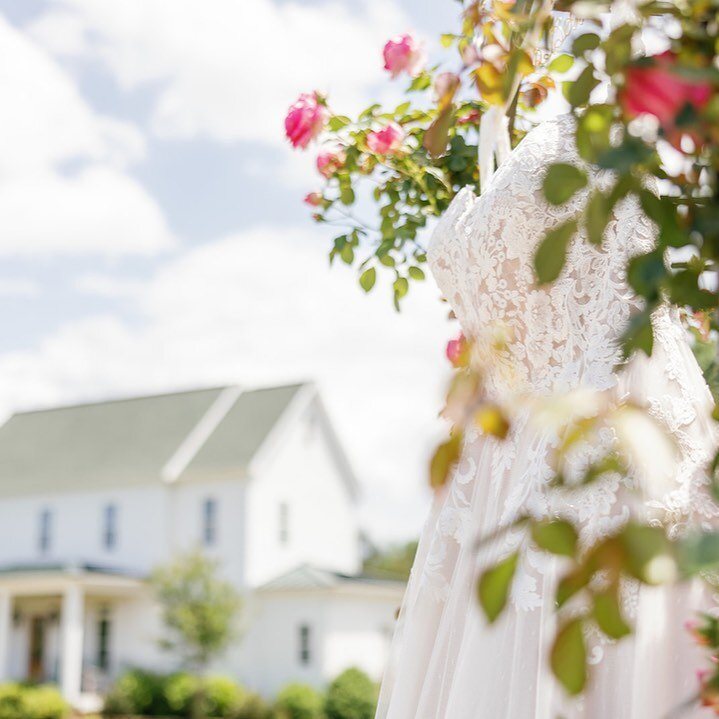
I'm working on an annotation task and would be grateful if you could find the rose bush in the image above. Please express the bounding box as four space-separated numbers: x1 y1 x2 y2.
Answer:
288 0 719 710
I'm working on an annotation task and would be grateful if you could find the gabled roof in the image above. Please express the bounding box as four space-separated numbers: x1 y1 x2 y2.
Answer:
0 383 308 497
258 564 406 594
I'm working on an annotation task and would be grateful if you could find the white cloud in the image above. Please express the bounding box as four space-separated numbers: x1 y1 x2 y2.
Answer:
0 14 141 173
74 272 145 298
0 15 173 257
0 167 173 257
0 278 41 297
30 0 410 147
0 225 453 541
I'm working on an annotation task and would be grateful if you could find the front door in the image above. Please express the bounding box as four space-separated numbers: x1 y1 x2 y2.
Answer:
28 616 45 681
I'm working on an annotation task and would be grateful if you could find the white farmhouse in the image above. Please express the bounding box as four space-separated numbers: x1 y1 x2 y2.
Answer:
0 383 404 709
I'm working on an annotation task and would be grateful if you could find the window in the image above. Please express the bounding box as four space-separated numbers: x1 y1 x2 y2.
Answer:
38 509 52 554
278 502 289 545
202 498 217 546
298 624 311 665
103 504 118 550
97 607 111 672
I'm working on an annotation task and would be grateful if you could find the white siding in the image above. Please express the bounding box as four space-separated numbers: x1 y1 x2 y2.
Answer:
0 486 169 573
169 477 248 587
244 399 360 587
232 589 401 696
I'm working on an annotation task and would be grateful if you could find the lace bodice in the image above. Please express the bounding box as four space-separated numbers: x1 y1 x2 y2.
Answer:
423 111 717 610
428 114 654 400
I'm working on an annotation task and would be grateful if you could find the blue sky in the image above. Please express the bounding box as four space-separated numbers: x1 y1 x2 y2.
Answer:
0 0 464 542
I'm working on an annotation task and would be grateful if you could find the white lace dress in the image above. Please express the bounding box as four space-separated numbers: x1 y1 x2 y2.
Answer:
375 115 718 719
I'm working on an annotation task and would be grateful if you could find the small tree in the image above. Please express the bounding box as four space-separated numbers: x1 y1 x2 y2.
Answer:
150 550 242 718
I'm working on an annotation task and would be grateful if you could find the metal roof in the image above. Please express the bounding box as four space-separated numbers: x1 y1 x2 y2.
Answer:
0 383 305 496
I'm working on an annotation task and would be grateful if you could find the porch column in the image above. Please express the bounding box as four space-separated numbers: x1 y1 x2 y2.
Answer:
60 583 84 704
0 590 11 680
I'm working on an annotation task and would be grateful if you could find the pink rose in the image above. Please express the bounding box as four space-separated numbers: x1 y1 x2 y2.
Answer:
303 192 323 207
383 33 426 79
457 108 481 125
446 332 467 367
316 149 346 178
284 91 330 149
621 52 711 147
366 122 405 155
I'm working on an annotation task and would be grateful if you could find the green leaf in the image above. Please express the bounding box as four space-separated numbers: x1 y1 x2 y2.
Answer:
572 33 601 56
340 244 354 264
395 100 411 116
393 276 409 299
605 24 635 75
328 115 351 131
627 251 666 301
585 190 609 245
668 269 718 310
531 520 578 557
359 267 376 293
543 163 588 205
556 569 589 608
593 589 631 639
534 219 578 285
621 308 654 357
423 104 455 158
339 183 355 206
576 104 614 162
429 430 463 489
440 33 455 48
477 551 519 623
548 54 574 73
597 137 652 172
551 618 587 695
408 266 426 281
564 64 599 107
409 72 432 92
677 532 719 576
619 522 674 584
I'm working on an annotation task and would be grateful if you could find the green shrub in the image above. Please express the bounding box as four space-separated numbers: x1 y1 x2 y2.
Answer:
274 683 324 719
234 692 275 719
102 669 170 716
104 670 246 717
0 684 23 719
0 684 68 719
324 669 377 719
164 672 199 716
19 685 68 719
205 676 246 717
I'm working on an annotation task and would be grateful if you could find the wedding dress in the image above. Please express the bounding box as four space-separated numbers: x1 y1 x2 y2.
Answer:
375 114 718 718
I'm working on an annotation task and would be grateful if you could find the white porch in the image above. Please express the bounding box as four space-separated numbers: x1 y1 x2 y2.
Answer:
0 565 143 710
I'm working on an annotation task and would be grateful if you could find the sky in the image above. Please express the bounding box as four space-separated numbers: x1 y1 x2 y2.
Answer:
0 0 464 543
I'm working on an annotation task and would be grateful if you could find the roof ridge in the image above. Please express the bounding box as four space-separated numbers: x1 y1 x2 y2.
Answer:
161 385 243 483
10 381 312 417
12 385 230 416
